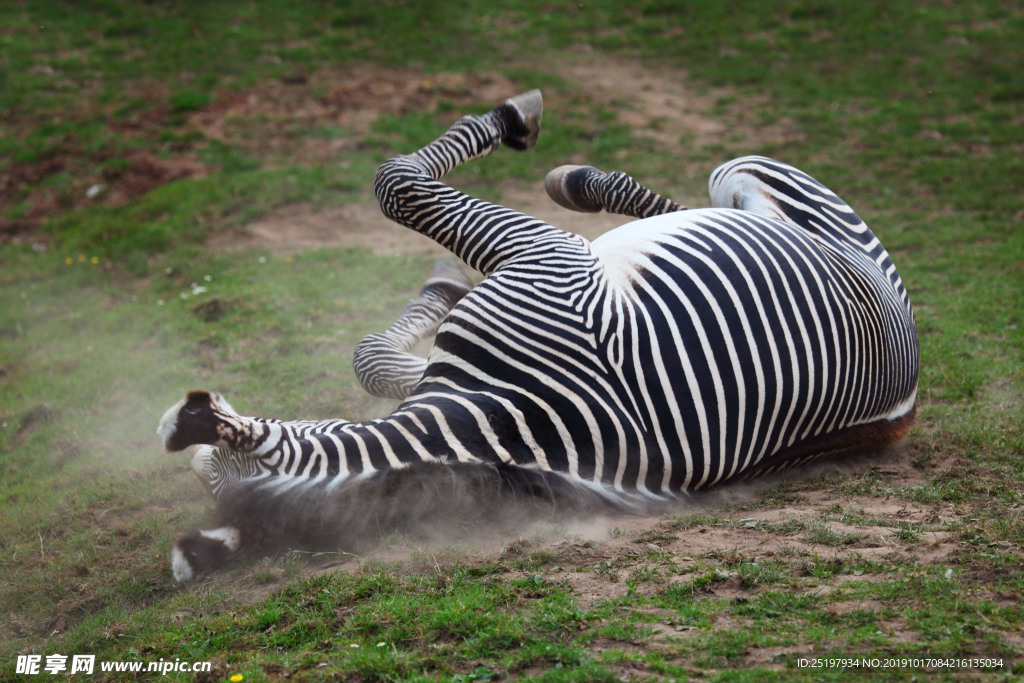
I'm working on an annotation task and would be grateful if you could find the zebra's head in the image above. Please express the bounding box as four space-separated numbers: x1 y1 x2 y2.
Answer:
157 390 239 452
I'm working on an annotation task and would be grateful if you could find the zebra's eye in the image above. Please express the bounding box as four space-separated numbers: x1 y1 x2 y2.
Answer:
184 407 201 415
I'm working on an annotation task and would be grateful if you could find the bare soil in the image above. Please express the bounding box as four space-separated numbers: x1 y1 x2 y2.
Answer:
4 56 797 250
214 445 963 625
209 57 799 254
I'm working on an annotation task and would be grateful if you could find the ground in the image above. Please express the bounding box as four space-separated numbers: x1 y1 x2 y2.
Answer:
207 445 974 659
5 47 1019 677
4 57 793 252
209 59 794 256
142 58 979 653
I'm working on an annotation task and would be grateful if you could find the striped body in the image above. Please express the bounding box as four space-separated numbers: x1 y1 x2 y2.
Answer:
193 169 917 499
160 92 918 578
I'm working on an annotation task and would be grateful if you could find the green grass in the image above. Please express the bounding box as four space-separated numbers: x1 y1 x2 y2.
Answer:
2 0 1023 681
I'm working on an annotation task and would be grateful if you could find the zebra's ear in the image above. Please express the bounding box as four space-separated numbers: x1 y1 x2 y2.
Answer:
157 390 222 452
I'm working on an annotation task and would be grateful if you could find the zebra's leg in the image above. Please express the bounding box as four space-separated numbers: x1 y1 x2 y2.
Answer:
545 165 686 218
190 446 217 495
189 443 259 499
375 90 591 275
353 259 473 400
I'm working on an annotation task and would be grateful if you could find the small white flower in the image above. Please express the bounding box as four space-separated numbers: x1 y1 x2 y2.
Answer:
85 183 104 199
203 274 213 282
258 256 267 264
157 299 165 306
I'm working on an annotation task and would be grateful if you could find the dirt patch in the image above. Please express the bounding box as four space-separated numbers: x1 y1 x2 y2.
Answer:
207 200 442 257
1 145 206 240
1 68 522 245
826 597 886 615
5 54 800 252
742 645 795 669
210 55 801 255
201 444 976 627
185 67 527 173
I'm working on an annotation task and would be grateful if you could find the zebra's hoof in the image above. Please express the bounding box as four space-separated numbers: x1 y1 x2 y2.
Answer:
502 89 543 150
545 165 604 213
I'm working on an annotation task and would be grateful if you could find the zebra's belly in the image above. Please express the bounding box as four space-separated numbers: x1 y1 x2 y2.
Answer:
422 208 914 492
590 207 796 275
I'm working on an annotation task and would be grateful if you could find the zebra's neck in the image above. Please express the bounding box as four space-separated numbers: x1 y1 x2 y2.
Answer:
238 404 467 485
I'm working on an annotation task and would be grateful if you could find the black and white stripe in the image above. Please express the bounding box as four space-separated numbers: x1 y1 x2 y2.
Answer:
159 90 918 578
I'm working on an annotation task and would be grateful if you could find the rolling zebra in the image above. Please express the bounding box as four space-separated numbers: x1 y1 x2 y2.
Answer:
158 90 918 580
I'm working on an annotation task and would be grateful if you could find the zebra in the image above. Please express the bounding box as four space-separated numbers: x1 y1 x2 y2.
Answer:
157 90 918 581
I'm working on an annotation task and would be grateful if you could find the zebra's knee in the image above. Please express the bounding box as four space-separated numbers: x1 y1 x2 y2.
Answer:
171 526 241 582
353 333 390 387
353 334 423 400
373 156 427 224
